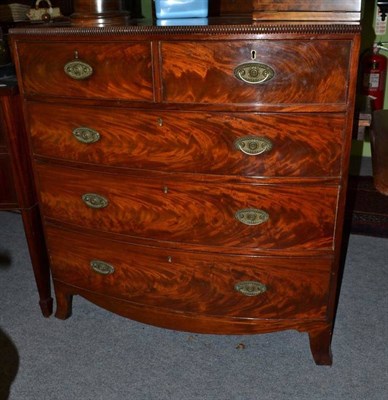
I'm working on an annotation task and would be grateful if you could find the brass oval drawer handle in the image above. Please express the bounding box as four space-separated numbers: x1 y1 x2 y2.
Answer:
235 208 269 225
234 136 273 155
234 281 267 296
73 127 101 144
64 51 93 80
90 260 115 275
234 62 275 85
82 193 109 209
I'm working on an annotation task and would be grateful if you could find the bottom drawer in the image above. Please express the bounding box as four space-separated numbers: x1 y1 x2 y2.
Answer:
46 225 332 321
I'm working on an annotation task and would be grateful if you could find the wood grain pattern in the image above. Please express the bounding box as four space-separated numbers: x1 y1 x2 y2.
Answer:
1 91 36 208
27 102 345 177
0 102 18 206
53 279 332 339
9 21 361 364
0 86 53 316
16 42 153 101
161 40 351 105
252 0 361 12
35 163 338 251
251 0 361 22
0 154 17 206
46 224 331 320
252 12 361 22
218 0 253 15
0 109 6 147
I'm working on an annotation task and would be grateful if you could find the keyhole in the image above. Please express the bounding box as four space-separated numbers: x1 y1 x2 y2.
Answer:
163 186 168 194
251 50 256 60
74 50 79 59
167 256 172 263
158 118 163 127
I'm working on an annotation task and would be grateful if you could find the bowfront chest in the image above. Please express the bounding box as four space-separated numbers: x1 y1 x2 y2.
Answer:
10 20 360 365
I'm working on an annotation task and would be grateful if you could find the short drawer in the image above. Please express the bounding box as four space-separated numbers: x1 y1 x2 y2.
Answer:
46 225 332 320
161 40 351 105
16 42 153 101
27 102 345 177
36 163 338 251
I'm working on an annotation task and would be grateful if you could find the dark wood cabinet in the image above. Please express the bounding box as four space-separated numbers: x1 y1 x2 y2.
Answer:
0 82 53 317
10 1 361 364
0 96 18 207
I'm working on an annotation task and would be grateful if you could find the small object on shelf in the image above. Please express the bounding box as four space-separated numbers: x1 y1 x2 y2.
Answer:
154 0 208 19
70 0 129 27
377 1 388 21
26 0 62 22
0 3 30 22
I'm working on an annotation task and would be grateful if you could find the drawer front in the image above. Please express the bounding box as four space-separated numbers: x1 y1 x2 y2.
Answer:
16 42 153 101
36 163 338 251
161 40 351 105
28 102 344 177
46 225 331 320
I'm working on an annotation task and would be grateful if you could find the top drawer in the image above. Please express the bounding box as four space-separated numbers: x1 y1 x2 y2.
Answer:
15 42 153 101
161 40 351 105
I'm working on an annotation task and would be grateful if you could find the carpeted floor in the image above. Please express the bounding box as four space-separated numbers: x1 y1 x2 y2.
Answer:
346 175 388 238
0 210 387 400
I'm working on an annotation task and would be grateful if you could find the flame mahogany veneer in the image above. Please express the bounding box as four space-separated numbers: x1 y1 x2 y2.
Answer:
10 18 361 365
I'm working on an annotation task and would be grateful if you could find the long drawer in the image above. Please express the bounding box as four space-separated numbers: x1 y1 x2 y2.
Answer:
46 224 332 320
36 163 338 251
16 42 153 101
161 40 351 105
27 102 345 177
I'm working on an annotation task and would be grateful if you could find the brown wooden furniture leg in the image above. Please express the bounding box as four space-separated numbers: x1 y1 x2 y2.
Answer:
1 86 53 317
54 281 73 320
308 325 333 366
21 208 53 317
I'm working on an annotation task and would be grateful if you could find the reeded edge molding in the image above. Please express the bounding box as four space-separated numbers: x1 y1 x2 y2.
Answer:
9 23 361 36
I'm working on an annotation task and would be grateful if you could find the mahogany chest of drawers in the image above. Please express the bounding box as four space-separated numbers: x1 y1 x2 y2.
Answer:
10 18 361 365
